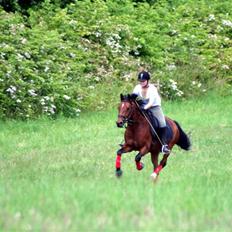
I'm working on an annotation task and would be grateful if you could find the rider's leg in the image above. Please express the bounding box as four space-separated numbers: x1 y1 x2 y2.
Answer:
150 106 170 154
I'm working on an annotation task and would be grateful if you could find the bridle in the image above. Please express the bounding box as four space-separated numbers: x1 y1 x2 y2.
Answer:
118 101 135 126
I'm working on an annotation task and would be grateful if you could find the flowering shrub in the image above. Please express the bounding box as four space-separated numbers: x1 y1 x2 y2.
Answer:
0 0 231 119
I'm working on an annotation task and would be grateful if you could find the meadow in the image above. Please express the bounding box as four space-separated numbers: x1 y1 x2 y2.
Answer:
0 93 232 231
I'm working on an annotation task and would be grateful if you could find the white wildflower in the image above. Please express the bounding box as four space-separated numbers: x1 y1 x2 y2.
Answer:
169 79 177 90
222 20 232 28
192 81 196 85
44 66 49 72
75 108 81 116
134 51 140 56
208 34 217 40
21 38 27 44
6 85 17 94
176 90 184 97
63 95 71 100
208 14 215 21
95 77 100 82
16 99 21 103
6 71 11 78
24 52 31 59
40 100 46 105
43 106 48 112
167 64 176 71
222 64 229 70
170 30 178 36
44 96 50 101
0 52 6 58
28 89 37 97
49 108 55 114
17 53 24 60
95 31 102 37
69 53 76 58
88 85 95 89
197 83 202 88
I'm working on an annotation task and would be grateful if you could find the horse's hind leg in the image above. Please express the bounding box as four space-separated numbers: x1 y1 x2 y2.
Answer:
151 153 170 181
150 151 159 180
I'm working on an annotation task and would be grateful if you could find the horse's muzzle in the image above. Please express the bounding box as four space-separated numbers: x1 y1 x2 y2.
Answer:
116 121 124 128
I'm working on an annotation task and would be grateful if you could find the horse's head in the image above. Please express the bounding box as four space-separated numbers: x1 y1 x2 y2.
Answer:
116 94 137 128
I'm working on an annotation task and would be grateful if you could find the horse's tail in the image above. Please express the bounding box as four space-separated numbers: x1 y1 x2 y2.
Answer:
174 121 191 150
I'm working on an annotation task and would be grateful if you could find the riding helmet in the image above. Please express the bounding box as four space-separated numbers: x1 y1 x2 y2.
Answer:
138 71 150 81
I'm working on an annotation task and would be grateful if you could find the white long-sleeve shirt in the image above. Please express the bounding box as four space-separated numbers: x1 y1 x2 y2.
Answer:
133 84 161 108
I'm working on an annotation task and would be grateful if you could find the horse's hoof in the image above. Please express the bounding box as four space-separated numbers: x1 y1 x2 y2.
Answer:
136 162 144 171
115 169 123 177
150 172 158 181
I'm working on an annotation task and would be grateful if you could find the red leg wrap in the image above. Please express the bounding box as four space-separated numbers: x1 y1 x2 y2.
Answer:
116 155 121 169
154 165 162 174
136 162 143 170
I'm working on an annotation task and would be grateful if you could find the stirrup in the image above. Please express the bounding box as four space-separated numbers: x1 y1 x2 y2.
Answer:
162 145 170 154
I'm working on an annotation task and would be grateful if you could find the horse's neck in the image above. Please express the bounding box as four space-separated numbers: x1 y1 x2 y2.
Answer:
132 106 147 125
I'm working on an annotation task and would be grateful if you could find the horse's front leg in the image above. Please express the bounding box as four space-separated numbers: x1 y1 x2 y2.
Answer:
134 146 149 171
115 144 132 177
135 153 144 171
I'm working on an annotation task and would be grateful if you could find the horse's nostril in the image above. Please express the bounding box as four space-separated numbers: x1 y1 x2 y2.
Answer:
116 122 123 127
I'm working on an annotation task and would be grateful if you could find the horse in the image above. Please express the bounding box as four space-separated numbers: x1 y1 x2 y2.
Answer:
115 93 191 181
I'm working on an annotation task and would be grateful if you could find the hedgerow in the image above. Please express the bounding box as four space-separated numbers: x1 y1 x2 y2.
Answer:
0 0 231 119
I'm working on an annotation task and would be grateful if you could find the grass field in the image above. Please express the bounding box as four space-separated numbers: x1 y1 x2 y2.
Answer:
1 93 232 231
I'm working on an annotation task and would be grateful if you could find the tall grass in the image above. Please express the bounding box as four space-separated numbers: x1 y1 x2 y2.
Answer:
0 92 232 231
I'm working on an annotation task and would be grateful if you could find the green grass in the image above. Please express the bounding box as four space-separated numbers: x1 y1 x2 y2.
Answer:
1 93 232 231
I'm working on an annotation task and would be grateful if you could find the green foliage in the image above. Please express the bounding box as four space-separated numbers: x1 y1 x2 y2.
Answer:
0 0 231 119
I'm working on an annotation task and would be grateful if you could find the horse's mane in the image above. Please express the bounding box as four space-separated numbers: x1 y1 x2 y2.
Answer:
120 93 144 106
120 93 137 101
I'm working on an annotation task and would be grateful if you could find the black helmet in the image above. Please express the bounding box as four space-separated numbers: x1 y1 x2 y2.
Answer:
138 71 150 81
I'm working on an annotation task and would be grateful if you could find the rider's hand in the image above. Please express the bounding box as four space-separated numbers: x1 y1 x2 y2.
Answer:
140 105 147 113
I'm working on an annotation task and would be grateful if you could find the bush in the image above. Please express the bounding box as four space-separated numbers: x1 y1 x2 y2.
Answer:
0 0 231 119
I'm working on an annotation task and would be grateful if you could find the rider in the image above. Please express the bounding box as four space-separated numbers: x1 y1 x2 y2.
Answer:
132 69 170 154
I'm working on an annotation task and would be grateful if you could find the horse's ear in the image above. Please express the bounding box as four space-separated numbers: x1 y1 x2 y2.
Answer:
120 94 124 101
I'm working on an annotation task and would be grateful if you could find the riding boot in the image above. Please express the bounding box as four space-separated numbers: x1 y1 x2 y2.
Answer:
160 127 170 154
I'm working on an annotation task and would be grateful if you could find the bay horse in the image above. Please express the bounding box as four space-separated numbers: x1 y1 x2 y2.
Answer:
115 94 191 181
